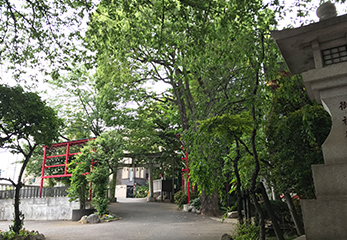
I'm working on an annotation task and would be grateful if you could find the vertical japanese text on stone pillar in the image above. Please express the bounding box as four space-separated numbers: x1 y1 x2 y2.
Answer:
340 101 347 137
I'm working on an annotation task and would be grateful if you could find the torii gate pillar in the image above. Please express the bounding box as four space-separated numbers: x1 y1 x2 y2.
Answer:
147 159 155 202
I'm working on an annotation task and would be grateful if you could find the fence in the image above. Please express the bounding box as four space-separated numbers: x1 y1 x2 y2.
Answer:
0 185 69 199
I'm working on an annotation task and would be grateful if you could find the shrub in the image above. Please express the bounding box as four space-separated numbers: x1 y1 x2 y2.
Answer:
1 229 37 240
174 191 188 208
134 183 149 198
88 165 109 215
233 222 259 240
190 196 201 210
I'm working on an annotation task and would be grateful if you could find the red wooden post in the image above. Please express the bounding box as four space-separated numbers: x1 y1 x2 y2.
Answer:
64 143 70 175
39 138 96 198
39 145 47 198
185 153 190 204
182 173 185 192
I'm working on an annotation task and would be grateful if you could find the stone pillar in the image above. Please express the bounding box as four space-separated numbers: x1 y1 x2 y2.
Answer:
301 68 347 239
271 3 347 239
147 159 155 202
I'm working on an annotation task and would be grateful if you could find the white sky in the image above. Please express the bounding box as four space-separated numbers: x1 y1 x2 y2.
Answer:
0 149 21 184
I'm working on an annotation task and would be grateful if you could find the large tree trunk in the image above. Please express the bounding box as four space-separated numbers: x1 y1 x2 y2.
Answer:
12 150 34 234
13 182 23 234
80 184 86 210
200 191 221 216
243 190 251 222
284 192 305 236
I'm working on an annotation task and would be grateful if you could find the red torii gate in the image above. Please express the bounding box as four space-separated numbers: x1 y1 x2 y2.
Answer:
39 138 96 197
177 134 193 204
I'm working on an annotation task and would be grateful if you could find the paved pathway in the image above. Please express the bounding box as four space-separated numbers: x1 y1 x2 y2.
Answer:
0 198 236 240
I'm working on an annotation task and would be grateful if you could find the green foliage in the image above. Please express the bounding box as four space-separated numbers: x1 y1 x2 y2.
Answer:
264 76 331 199
0 84 62 148
9 211 24 233
0 0 94 81
68 146 91 208
88 165 109 215
190 196 201 210
69 130 125 212
86 1 277 218
198 113 253 141
134 183 149 198
0 228 37 240
48 66 105 139
185 113 255 196
174 191 188 208
233 222 260 240
83 0 332 228
0 84 62 234
0 230 16 240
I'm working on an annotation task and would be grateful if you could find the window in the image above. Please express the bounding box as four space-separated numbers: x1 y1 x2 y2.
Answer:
322 45 347 66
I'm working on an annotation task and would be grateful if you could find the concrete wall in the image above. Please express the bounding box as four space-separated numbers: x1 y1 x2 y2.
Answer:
0 197 80 221
115 185 127 198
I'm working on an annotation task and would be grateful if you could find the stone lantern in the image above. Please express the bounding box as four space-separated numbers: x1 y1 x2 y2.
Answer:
272 3 347 240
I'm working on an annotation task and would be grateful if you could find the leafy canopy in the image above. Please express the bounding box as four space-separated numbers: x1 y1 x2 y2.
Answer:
0 84 62 149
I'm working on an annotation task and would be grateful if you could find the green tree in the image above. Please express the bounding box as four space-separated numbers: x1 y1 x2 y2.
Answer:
188 113 252 220
48 67 105 138
69 130 125 211
86 0 278 220
25 68 106 182
0 84 62 234
264 75 331 199
0 0 94 81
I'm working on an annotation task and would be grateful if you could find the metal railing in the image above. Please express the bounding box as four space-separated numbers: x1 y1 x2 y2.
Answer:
0 186 69 199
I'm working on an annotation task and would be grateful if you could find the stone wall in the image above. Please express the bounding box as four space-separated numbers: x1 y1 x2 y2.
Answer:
0 197 80 220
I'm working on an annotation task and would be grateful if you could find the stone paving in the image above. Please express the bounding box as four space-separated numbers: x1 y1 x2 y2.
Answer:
0 198 236 240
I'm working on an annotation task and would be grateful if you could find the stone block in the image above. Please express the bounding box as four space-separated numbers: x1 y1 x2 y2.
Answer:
87 213 100 224
302 199 347 240
79 215 88 224
312 163 347 199
227 211 238 218
221 233 233 240
72 209 95 221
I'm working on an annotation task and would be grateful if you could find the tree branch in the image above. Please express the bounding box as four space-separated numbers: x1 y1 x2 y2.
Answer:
0 177 17 186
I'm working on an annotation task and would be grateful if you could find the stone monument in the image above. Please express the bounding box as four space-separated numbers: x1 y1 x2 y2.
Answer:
272 3 347 240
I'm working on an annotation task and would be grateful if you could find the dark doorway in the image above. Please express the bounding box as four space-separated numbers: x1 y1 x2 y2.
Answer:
126 185 134 198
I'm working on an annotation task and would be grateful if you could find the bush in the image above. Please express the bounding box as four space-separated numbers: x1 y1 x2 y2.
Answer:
190 196 201 210
0 229 37 240
134 183 149 198
233 222 259 240
174 191 188 208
